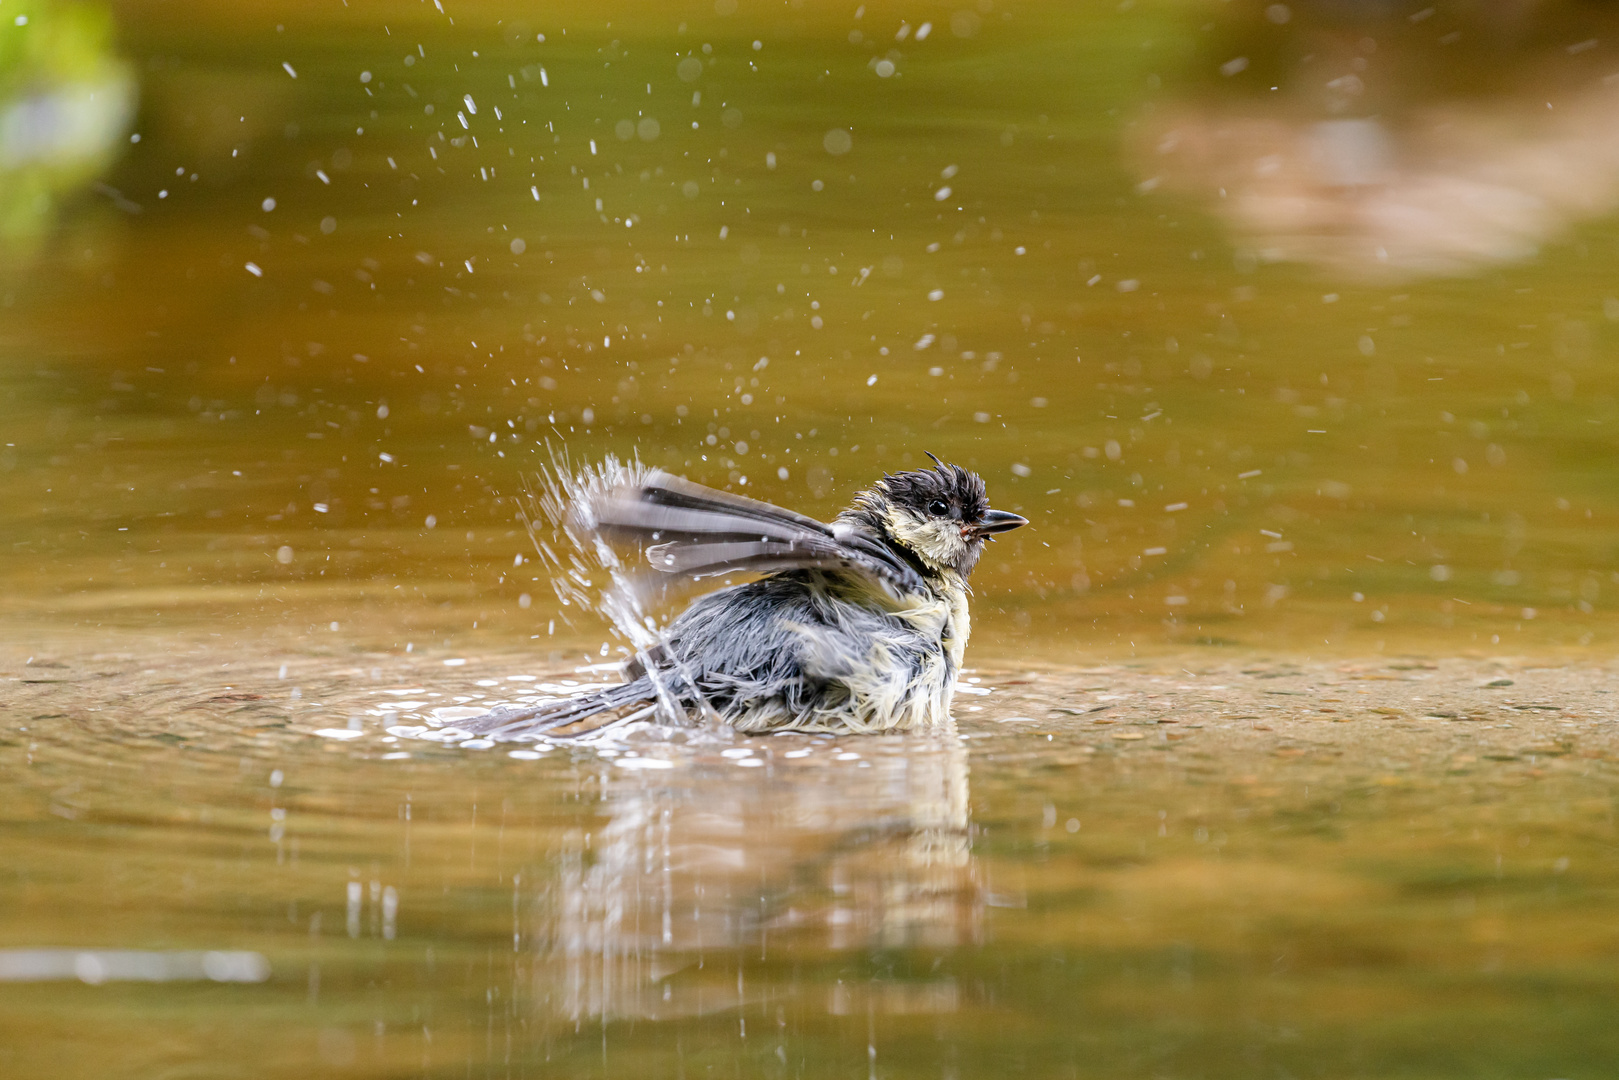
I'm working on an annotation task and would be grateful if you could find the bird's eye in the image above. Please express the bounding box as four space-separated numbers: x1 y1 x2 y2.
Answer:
927 499 949 516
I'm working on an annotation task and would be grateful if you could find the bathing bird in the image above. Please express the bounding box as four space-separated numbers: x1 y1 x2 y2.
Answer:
472 457 1027 737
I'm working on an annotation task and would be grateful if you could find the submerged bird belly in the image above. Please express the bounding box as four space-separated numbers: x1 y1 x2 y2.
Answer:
674 574 959 734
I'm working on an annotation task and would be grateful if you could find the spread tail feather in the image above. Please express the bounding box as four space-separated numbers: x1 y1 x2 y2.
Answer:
468 678 661 739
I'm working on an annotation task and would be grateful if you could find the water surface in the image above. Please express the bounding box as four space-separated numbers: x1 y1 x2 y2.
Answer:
5 640 1619 1077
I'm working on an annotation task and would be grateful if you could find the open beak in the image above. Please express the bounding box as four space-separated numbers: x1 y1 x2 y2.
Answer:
972 508 1029 538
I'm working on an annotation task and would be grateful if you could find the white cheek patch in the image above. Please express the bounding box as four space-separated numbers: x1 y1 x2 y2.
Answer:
884 509 929 548
884 510 964 571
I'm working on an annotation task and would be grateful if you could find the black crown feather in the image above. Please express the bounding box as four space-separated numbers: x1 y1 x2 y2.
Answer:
873 459 989 521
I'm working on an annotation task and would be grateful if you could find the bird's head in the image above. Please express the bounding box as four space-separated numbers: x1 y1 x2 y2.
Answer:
842 456 1028 578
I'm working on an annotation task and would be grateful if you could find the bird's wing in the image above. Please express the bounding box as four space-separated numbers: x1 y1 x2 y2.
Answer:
582 469 928 596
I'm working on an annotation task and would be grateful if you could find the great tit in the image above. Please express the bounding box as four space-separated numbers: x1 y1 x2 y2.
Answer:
474 457 1027 737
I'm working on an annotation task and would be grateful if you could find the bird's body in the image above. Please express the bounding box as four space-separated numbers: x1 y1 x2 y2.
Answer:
474 459 1025 738
641 562 967 733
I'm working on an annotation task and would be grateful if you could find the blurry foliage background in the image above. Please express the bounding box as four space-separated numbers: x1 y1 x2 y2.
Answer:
3 0 1619 657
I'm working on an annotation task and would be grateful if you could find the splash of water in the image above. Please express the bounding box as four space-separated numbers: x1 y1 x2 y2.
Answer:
519 450 719 733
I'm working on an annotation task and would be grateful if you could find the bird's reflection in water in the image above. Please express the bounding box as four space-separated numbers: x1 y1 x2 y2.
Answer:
526 730 978 1023
1134 0 1619 278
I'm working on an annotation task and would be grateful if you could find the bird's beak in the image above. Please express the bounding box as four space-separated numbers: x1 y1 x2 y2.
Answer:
973 508 1029 537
